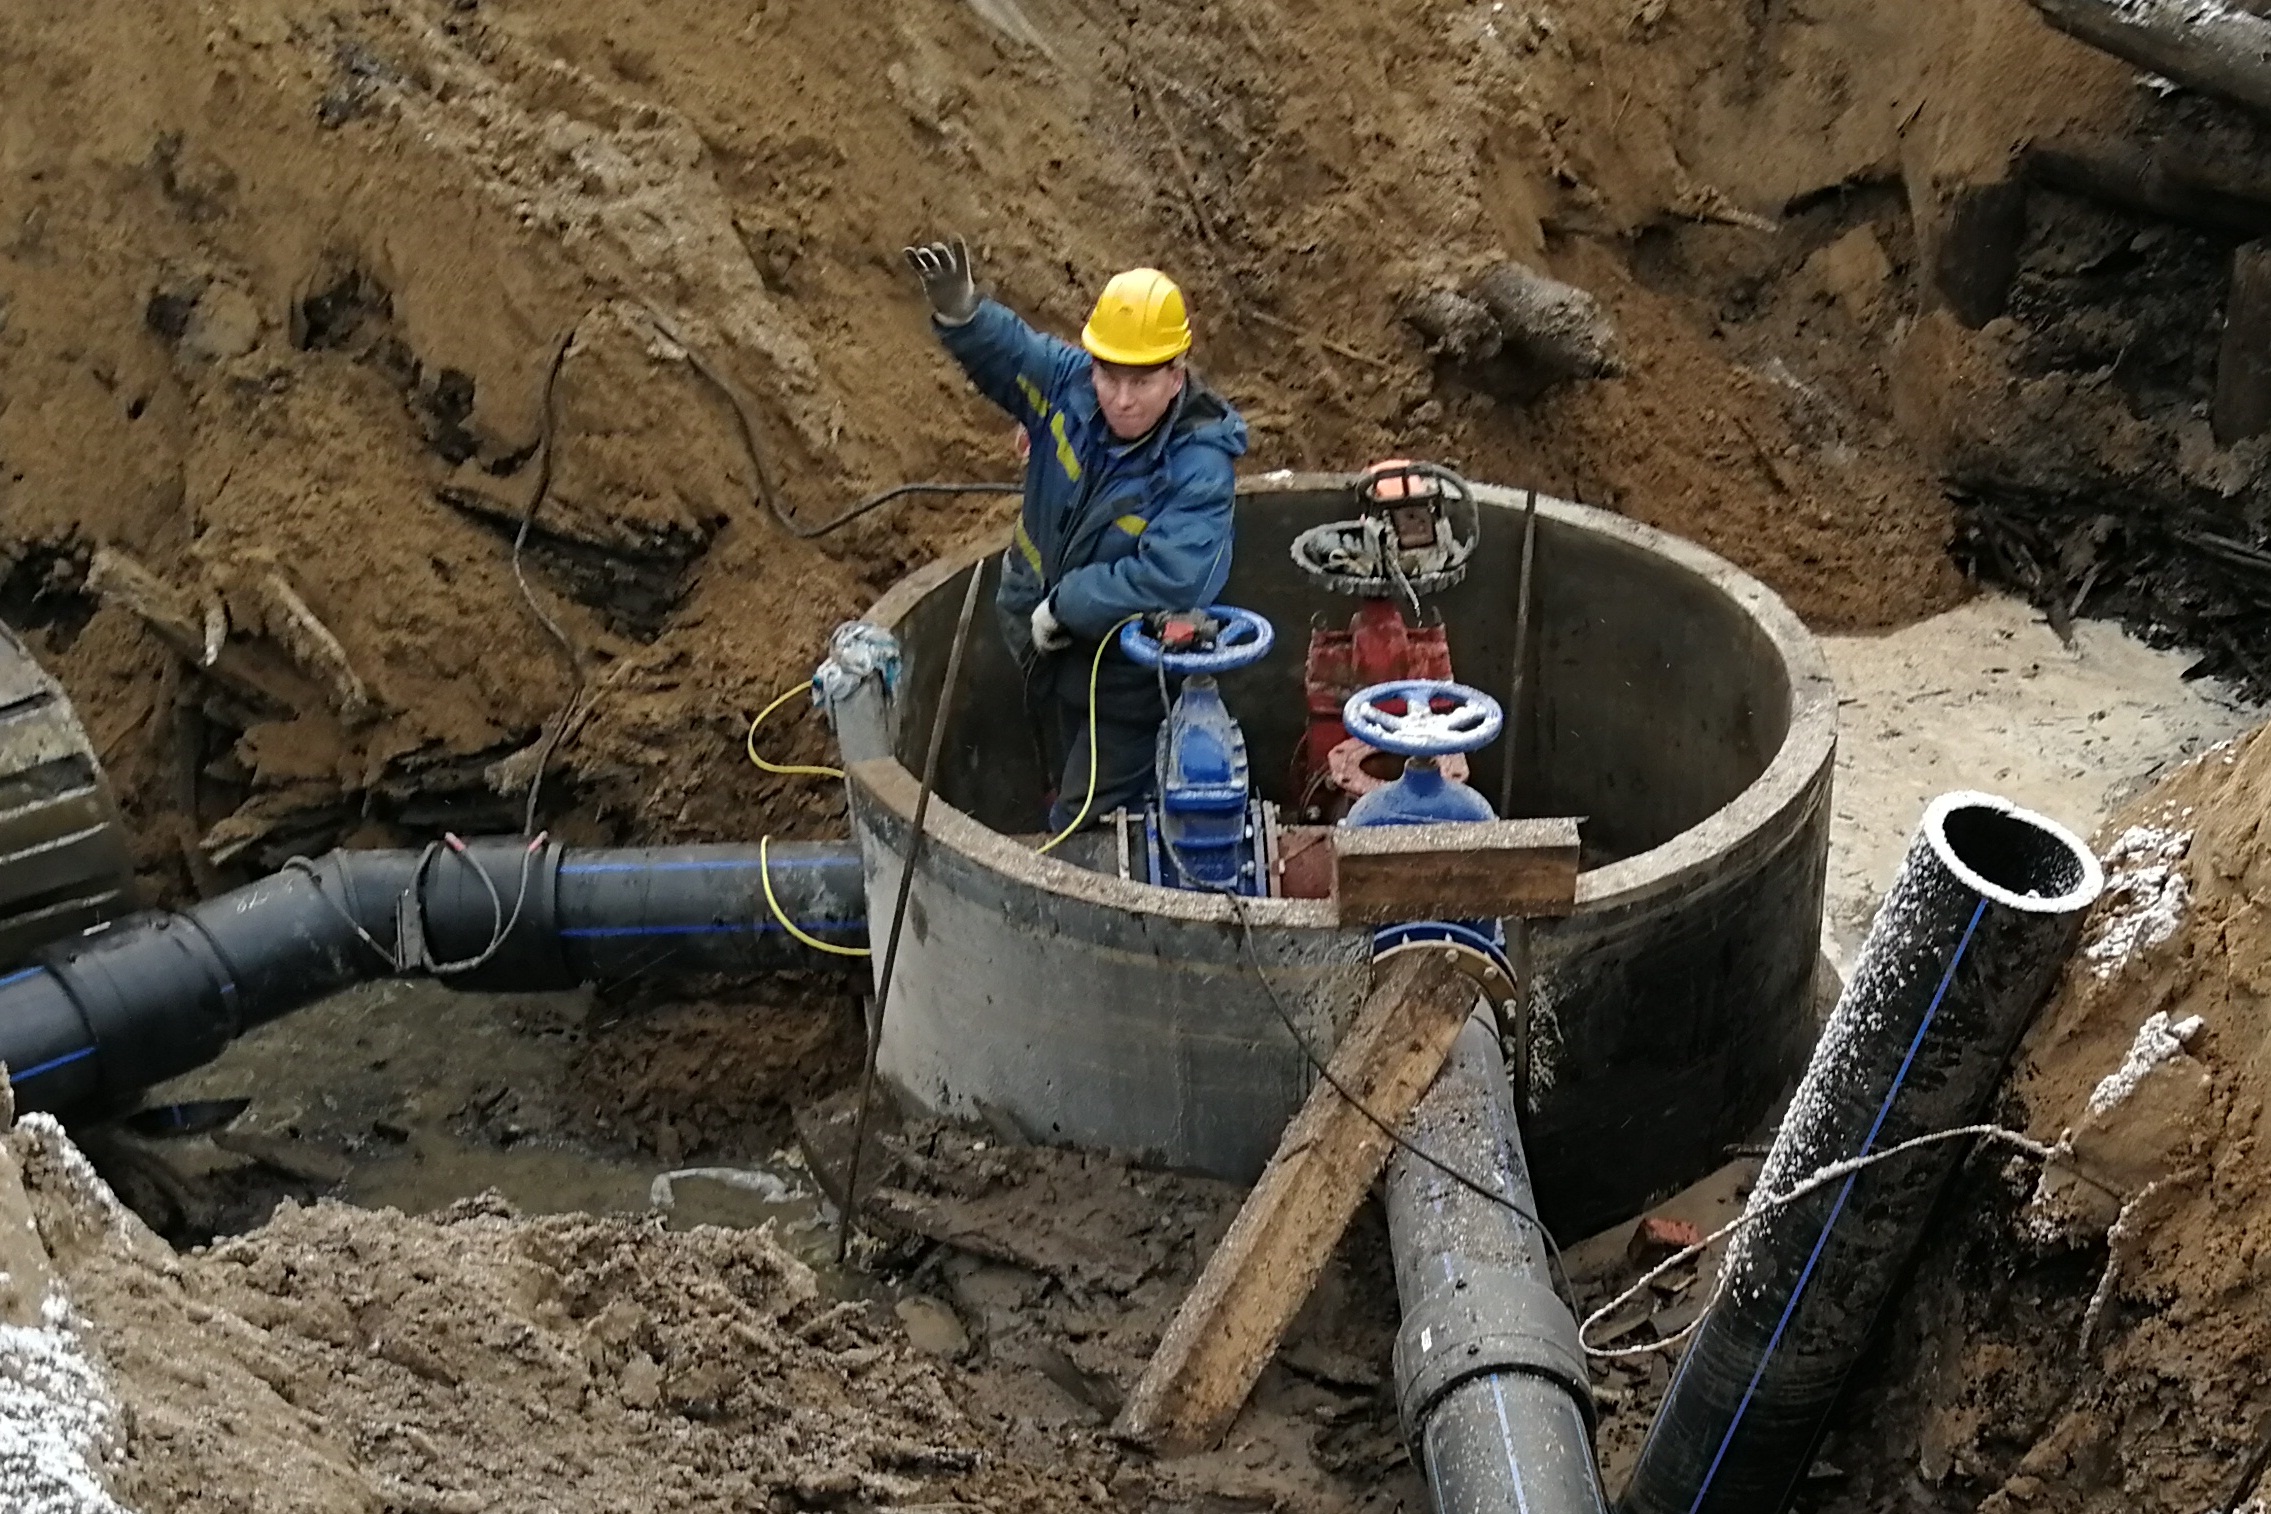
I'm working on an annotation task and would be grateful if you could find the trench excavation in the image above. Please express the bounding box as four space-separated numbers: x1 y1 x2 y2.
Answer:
0 461 2204 1514
7 0 2271 1510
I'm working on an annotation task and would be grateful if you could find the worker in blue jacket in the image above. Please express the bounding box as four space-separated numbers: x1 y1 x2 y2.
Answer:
906 237 1249 833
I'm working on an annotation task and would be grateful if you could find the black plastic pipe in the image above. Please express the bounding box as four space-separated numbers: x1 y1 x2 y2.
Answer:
1387 1009 1606 1514
1620 791 2103 1514
0 838 866 1117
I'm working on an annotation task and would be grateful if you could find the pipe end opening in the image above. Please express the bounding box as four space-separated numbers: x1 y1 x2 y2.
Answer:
1924 791 2104 914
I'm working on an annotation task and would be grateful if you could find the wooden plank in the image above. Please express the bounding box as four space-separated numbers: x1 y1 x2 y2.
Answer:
1330 816 1580 924
2216 242 2271 447
1114 950 1480 1453
84 549 313 717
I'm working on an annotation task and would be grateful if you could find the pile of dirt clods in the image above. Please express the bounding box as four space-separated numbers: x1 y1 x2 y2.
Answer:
1 1089 1420 1514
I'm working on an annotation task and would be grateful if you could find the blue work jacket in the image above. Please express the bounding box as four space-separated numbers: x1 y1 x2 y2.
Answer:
937 300 1248 669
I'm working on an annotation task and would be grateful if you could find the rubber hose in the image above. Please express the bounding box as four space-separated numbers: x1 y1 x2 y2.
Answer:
1620 791 2103 1514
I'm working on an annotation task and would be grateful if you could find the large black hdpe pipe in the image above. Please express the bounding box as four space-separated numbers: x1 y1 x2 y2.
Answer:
1620 791 2103 1514
1388 1008 1607 1514
0 838 867 1118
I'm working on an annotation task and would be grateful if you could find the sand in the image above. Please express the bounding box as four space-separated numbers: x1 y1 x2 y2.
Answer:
1820 595 2254 966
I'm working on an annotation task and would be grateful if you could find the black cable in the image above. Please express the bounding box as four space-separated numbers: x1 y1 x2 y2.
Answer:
786 481 1022 540
509 322 587 836
1151 808 1574 1301
638 301 1022 541
495 310 1019 828
1216 891 1571 1293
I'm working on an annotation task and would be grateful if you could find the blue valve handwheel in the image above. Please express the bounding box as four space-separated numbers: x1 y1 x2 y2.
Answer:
1118 606 1276 674
1343 679 1504 757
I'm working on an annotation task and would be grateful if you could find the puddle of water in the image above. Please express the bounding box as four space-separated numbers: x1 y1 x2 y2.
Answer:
341 1127 844 1269
144 977 849 1274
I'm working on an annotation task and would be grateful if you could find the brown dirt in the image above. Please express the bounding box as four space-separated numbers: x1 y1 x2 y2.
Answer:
1802 727 2271 1514
10 1099 1415 1514
0 0 2151 903
568 984 863 1163
11 0 2256 1507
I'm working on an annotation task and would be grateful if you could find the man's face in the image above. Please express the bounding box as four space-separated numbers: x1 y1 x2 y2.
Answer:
1092 358 1186 441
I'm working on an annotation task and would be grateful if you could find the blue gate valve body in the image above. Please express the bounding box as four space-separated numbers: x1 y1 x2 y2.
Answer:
1119 608 1276 894
1339 679 1516 973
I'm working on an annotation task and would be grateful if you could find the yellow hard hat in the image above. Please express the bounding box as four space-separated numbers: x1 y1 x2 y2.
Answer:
1081 268 1193 367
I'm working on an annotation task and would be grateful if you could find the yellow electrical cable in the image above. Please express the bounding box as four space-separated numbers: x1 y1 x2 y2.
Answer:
745 682 863 953
760 833 871 957
1033 614 1144 856
746 684 845 780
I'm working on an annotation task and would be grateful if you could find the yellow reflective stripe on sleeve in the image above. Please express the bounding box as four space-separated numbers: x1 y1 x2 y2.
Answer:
1049 412 1081 482
1015 375 1050 418
1012 520 1044 574
1113 514 1149 537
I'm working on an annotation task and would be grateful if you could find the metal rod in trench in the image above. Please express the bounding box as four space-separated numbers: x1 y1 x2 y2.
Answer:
1498 490 1541 818
835 561 987 1263
1500 488 1540 1101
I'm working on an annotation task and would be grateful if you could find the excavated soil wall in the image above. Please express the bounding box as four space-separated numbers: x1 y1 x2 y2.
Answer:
4 0 2156 902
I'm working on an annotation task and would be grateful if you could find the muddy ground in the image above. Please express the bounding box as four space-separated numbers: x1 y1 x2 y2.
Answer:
18 1104 1423 1514
24 588 2219 1513
9 0 2271 1507
1820 596 2253 967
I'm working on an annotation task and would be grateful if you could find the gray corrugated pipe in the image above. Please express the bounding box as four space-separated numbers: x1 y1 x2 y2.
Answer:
0 837 867 1118
1620 792 2103 1514
1388 1008 1607 1514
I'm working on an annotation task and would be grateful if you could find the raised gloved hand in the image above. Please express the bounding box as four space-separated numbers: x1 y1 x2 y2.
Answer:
1030 596 1072 654
903 236 979 326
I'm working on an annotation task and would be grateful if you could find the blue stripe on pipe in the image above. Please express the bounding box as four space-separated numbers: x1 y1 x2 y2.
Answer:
12 1045 96 1083
557 924 862 938
557 858 850 875
1685 895 1990 1514
0 967 43 991
1492 1374 1535 1514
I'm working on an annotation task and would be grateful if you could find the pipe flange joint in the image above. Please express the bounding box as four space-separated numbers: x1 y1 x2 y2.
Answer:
1371 932 1515 1010
1393 1264 1594 1442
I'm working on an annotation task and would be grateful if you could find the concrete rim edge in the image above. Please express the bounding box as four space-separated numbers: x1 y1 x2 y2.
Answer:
854 471 1839 924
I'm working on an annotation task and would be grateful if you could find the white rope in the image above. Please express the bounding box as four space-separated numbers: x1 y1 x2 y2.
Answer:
1579 1123 2077 1360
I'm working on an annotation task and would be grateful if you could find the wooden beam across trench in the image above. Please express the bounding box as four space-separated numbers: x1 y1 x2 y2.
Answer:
1329 814 1582 924
1114 946 1484 1453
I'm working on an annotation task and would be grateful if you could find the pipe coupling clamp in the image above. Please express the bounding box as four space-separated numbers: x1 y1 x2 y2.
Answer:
39 911 241 1097
1393 1264 1593 1439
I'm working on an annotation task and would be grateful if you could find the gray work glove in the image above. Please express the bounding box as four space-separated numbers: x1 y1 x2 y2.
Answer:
1030 596 1072 654
904 236 979 326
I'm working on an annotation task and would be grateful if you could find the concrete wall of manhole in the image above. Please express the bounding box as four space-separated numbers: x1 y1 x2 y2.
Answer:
838 474 1835 1237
